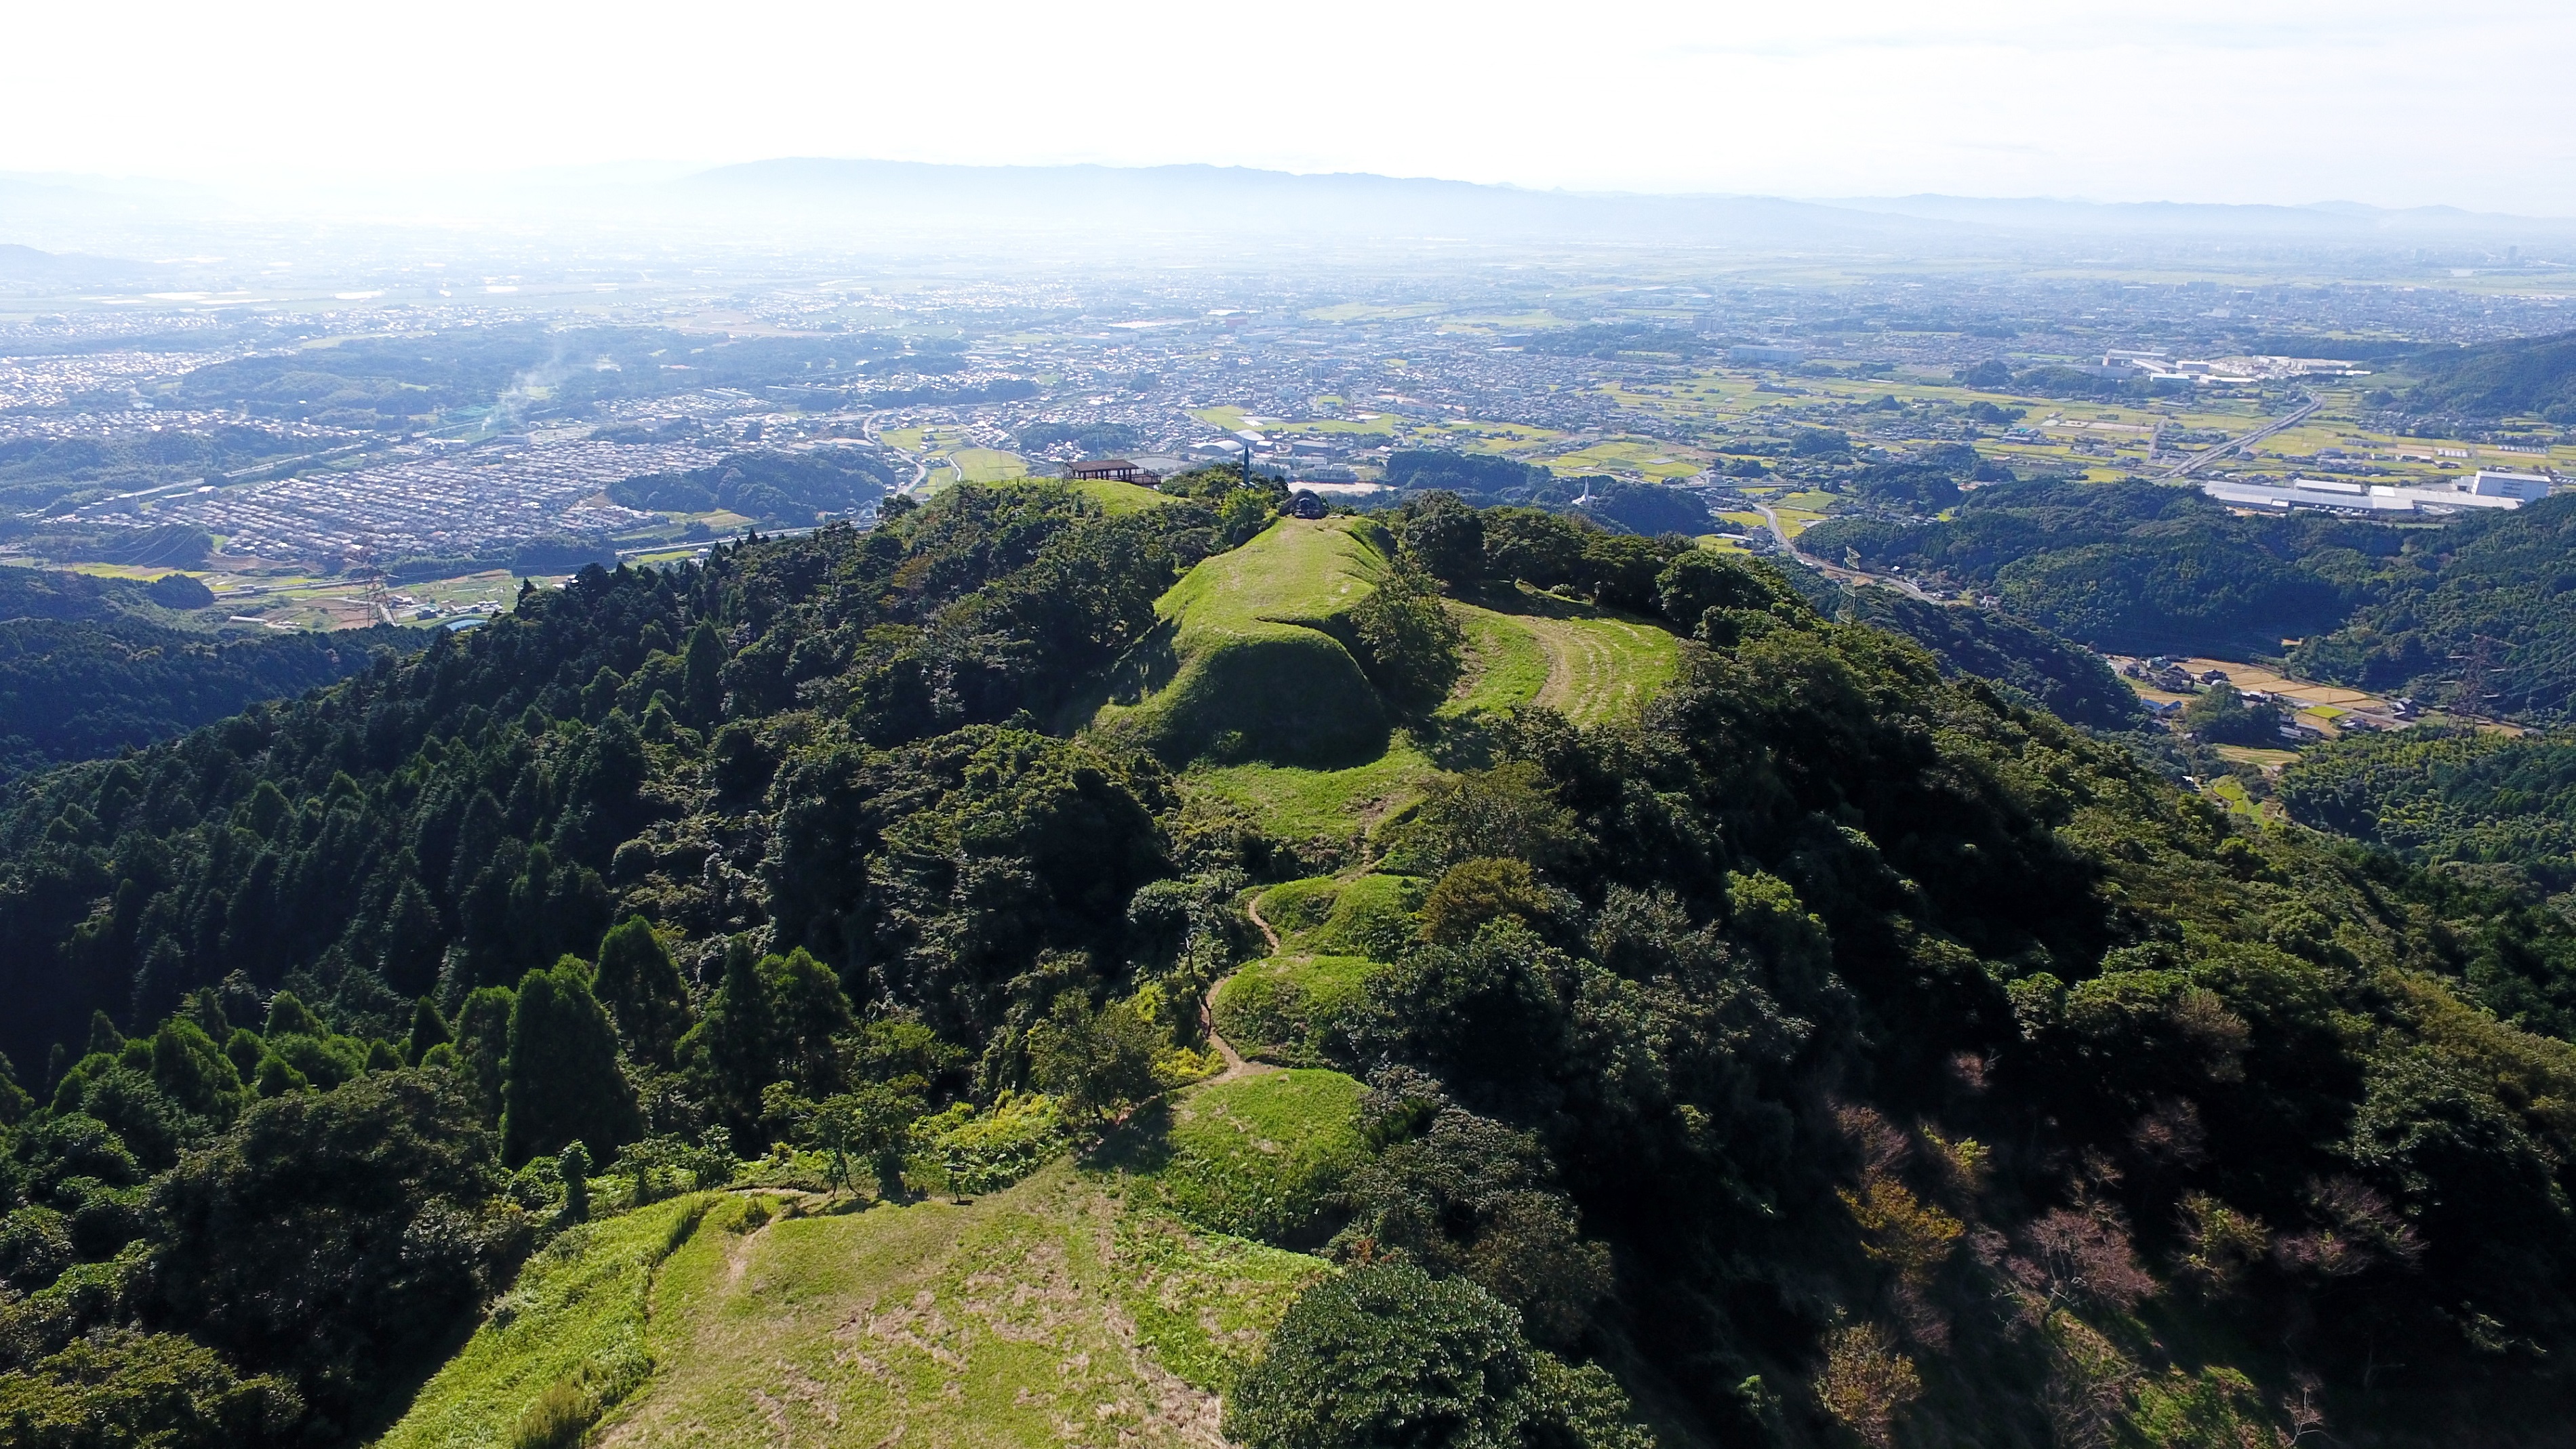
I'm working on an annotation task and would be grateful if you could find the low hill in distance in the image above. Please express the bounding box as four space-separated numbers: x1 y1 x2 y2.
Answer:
1805 480 2576 724
0 564 411 781
2394 329 2576 422
2287 492 2576 720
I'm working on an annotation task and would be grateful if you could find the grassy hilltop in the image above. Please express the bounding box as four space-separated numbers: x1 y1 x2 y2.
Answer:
1090 516 1398 767
385 1078 1365 1449
1131 518 1677 843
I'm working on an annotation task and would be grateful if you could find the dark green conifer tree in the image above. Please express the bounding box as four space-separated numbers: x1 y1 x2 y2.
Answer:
451 985 515 1121
0 1050 30 1126
681 621 725 724
406 998 452 1065
592 916 691 1068
254 1054 308 1097
766 947 853 1096
559 1141 591 1224
148 1020 242 1119
222 1028 262 1084
182 987 229 1042
380 877 446 997
263 992 323 1040
680 938 776 1146
500 958 639 1167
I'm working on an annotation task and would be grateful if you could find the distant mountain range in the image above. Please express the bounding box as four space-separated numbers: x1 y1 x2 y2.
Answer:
1822 192 2574 237
673 158 1966 247
5 158 2573 272
676 159 2576 243
0 241 150 286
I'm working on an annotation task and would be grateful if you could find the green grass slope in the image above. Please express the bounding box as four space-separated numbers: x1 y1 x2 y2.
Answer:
1460 586 1682 728
378 1078 1366 1449
1090 518 1393 767
1180 584 1677 843
1210 956 1381 1066
1109 1069 1371 1248
380 1193 717 1449
1182 748 1436 845
1064 477 1175 514
1255 874 1423 958
398 1165 1332 1449
1447 599 1554 717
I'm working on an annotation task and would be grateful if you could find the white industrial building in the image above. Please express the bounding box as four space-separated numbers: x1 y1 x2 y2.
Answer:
2200 470 2553 516
2460 469 2553 500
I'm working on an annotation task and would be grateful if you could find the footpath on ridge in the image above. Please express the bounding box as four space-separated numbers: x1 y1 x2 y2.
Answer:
1198 895 1284 1085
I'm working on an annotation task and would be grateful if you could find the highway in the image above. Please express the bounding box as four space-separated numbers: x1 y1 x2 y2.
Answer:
2160 394 2321 479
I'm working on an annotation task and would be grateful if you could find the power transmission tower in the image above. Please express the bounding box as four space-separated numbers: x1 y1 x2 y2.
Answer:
2447 634 2500 718
348 539 395 627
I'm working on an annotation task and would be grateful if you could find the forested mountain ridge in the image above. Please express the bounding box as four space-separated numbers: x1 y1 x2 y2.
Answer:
2394 329 2576 423
1 481 2573 1448
2286 493 2576 720
2274 726 2576 1039
1781 570 2147 732
1797 478 2387 657
1807 480 2576 723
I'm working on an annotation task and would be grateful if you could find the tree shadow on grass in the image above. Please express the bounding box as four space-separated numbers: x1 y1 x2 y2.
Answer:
1463 579 1598 621
1083 1096 1176 1176
1095 619 1180 707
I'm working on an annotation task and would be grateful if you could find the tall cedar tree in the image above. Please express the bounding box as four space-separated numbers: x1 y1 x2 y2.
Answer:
592 916 691 1067
498 960 638 1166
679 943 853 1147
451 986 512 1121
682 939 774 1143
404 997 450 1065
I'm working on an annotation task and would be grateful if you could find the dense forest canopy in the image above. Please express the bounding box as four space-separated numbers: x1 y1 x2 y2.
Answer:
0 615 411 783
2281 727 2576 893
1377 449 1711 536
1800 478 2399 657
1015 421 1141 456
1803 481 2576 725
3 480 2575 1447
1384 449 1558 502
1798 579 2148 731
2286 493 2576 721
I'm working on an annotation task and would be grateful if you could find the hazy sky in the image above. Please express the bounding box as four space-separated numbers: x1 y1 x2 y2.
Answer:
8 0 2572 212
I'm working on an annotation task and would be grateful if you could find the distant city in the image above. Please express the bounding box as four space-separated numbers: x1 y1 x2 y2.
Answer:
2 180 2571 633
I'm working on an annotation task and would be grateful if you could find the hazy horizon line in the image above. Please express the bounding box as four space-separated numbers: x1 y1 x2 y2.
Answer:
5 156 2571 223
